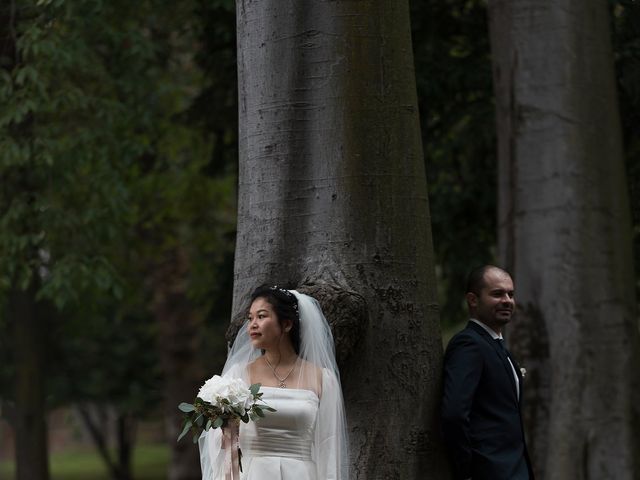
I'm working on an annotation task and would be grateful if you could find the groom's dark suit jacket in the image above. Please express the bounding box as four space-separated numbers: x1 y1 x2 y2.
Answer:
441 321 534 480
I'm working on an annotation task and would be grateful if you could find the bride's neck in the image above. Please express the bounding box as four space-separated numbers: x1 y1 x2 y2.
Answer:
263 345 297 366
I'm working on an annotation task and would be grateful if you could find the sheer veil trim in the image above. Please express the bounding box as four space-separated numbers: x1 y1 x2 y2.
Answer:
198 290 349 479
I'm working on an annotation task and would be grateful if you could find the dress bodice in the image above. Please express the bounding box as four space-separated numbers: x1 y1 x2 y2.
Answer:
199 369 347 480
240 387 319 461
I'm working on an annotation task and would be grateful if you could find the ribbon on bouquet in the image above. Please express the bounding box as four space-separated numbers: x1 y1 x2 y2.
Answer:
222 419 241 480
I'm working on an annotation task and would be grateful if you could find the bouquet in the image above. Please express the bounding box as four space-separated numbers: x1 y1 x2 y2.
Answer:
178 375 275 444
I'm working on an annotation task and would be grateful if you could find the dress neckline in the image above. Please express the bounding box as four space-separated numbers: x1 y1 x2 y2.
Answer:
260 385 319 400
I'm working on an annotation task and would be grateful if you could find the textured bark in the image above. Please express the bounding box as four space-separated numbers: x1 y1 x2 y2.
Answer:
9 286 50 480
488 1 640 478
150 249 204 480
233 1 447 478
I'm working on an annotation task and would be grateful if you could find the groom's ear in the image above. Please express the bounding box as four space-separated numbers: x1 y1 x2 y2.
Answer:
466 292 478 309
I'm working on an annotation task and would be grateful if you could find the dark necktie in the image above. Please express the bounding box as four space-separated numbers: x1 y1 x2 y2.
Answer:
495 338 520 398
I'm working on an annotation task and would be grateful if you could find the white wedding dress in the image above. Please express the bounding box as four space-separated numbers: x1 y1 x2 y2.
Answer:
239 387 318 479
200 369 345 480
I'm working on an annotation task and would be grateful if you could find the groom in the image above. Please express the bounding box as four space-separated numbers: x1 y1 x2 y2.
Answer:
441 265 534 480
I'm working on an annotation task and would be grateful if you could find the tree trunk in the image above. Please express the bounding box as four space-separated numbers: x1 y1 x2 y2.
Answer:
116 413 135 480
150 248 205 480
9 286 50 480
488 1 640 478
76 405 135 480
233 1 448 478
2 6 50 478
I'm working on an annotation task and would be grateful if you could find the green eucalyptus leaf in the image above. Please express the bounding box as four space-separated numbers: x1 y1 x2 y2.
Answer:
195 414 204 427
177 421 192 442
178 402 196 413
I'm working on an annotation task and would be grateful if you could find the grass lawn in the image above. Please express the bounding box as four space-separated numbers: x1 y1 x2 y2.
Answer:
0 443 169 480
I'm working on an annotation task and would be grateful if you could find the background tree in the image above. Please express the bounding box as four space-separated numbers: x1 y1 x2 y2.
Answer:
1 1 139 476
488 0 640 478
122 2 237 477
232 1 448 478
1 2 236 479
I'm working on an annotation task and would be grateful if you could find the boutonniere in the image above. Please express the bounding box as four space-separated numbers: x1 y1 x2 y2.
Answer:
520 367 527 378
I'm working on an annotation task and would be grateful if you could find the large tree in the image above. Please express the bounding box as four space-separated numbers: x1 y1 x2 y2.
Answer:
488 1 640 478
231 1 448 478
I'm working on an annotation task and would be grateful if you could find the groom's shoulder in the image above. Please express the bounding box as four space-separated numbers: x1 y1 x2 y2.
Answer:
445 322 484 351
453 321 482 340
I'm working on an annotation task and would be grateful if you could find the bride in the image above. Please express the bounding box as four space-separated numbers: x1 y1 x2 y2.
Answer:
199 285 349 479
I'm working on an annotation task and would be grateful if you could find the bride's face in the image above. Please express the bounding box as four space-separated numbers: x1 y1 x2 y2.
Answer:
247 297 287 350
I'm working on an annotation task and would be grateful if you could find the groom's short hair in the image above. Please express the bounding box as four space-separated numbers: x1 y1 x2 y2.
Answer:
466 265 510 296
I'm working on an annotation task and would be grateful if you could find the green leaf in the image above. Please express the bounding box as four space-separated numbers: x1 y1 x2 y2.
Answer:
254 408 265 418
213 417 224 428
249 383 261 396
195 414 204 427
178 402 195 413
205 419 212 430
177 420 192 442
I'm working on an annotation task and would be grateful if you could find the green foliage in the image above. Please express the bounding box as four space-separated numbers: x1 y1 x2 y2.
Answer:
411 0 497 325
177 384 275 444
0 0 152 306
48 306 162 413
612 0 640 297
0 0 237 420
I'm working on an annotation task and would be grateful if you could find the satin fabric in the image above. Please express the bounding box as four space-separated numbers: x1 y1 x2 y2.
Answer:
200 368 346 480
240 387 318 479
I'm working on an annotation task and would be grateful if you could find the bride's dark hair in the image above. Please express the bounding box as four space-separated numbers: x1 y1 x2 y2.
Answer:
250 285 301 354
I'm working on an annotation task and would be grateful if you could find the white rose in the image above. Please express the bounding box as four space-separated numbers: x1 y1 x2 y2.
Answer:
197 376 254 413
224 378 254 413
197 375 227 403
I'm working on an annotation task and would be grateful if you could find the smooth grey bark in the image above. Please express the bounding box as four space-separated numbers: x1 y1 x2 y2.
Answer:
488 1 640 479
232 1 448 478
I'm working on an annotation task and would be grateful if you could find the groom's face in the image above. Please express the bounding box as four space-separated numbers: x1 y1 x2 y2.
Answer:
469 269 515 332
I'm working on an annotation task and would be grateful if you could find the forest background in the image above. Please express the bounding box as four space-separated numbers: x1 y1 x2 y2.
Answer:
0 0 638 479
